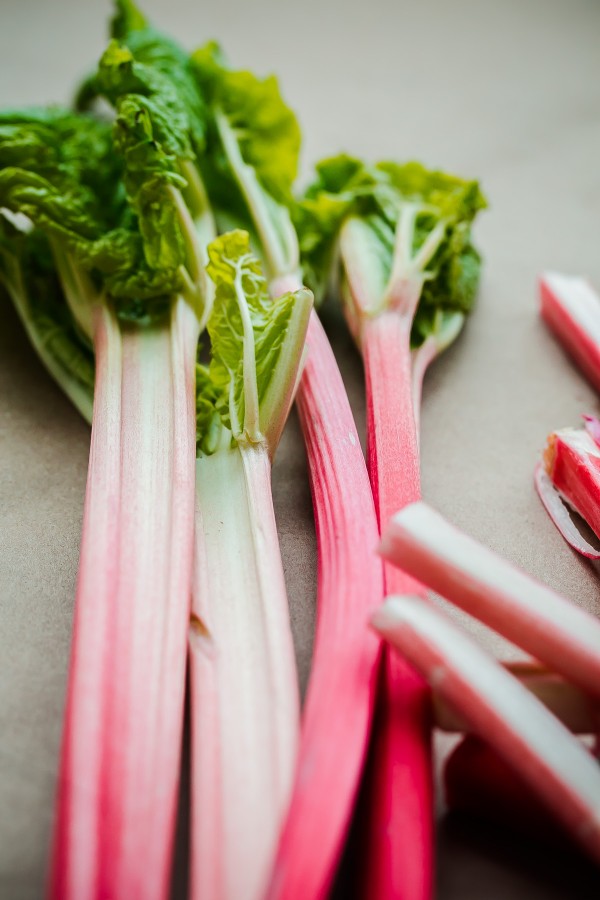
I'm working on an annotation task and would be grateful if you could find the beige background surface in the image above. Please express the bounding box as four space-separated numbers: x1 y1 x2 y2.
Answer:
2 0 600 897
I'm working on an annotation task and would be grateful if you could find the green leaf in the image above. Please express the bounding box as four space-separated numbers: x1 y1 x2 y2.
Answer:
201 229 311 450
195 362 224 456
297 154 486 345
192 42 300 278
0 109 182 324
193 42 300 203
111 0 148 40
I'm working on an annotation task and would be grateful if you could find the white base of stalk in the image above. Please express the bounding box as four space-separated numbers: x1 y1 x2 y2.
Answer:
190 443 300 900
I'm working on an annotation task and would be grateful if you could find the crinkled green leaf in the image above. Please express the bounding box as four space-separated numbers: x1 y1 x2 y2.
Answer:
193 42 299 204
202 229 311 448
195 362 224 456
0 109 123 226
0 108 182 322
191 42 299 277
111 0 148 40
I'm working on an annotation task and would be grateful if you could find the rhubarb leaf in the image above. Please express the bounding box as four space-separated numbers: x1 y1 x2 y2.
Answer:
201 229 311 449
192 42 300 278
297 154 486 345
195 362 224 456
111 0 148 40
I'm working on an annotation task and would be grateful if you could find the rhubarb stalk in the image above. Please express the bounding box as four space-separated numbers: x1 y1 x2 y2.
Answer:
271 305 384 900
187 232 312 900
540 271 600 393
0 31 218 895
51 297 199 900
380 501 600 701
535 419 600 556
190 445 300 900
297 155 486 897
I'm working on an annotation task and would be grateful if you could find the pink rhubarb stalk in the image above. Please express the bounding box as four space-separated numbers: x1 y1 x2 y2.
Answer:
49 296 198 900
268 288 383 900
372 596 600 863
380 501 600 702
360 309 433 900
540 272 600 393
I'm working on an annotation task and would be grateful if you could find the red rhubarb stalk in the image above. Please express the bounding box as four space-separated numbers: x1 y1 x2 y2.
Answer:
294 157 485 898
540 272 600 393
361 310 432 900
50 297 199 900
268 291 383 900
380 501 600 701
372 596 600 863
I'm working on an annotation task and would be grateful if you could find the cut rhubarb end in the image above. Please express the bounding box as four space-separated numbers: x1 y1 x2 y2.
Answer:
268 309 383 900
583 414 600 448
539 425 600 543
539 272 600 394
379 501 600 702
373 596 600 864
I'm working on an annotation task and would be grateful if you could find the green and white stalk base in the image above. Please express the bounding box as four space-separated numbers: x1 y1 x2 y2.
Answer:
190 442 300 900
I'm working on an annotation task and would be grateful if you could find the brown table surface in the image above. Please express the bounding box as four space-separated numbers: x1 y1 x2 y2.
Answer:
3 0 600 897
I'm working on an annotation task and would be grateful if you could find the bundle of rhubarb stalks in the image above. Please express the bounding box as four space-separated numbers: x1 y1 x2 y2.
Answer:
2 2 600 898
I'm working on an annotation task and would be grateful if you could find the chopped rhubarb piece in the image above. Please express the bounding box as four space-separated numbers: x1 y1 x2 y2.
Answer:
540 272 600 393
373 596 600 863
540 425 600 543
380 501 600 702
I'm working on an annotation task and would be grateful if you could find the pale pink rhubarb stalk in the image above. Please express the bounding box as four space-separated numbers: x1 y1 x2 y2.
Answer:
540 272 600 393
190 445 300 900
49 296 199 900
372 596 600 863
268 283 383 900
380 501 600 701
535 421 600 556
